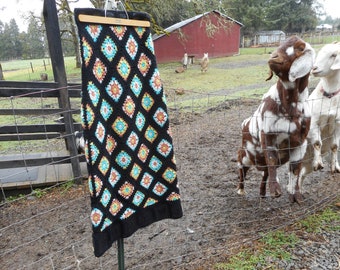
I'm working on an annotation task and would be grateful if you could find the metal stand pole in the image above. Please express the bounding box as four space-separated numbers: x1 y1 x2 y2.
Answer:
117 238 125 270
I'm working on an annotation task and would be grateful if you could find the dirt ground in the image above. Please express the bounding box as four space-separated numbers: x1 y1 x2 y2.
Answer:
1 98 339 269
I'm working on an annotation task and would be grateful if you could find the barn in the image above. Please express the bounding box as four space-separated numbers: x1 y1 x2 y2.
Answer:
152 10 243 63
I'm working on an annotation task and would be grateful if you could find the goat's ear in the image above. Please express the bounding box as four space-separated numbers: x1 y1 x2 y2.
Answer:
289 50 314 82
330 53 340 70
266 70 274 81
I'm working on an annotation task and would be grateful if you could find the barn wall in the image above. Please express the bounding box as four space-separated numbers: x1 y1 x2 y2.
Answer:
154 12 241 63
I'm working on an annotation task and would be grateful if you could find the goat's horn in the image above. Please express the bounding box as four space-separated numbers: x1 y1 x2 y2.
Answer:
266 70 274 81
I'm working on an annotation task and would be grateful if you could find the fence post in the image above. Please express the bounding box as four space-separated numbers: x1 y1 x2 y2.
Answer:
43 0 82 183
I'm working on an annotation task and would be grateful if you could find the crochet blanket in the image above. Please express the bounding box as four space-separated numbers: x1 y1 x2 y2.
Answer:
75 8 183 257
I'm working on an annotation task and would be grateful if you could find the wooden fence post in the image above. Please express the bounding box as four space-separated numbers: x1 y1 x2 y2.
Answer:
43 0 82 183
0 63 4 80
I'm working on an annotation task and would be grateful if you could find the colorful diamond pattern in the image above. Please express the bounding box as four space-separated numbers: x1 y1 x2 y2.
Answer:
157 139 172 157
153 108 168 127
93 175 103 197
145 125 158 143
140 172 153 189
145 34 155 54
100 188 111 207
95 122 105 143
89 142 99 165
111 25 127 40
153 182 168 196
101 218 112 232
91 208 103 227
120 208 135 220
144 197 157 207
87 82 100 107
141 92 154 112
123 96 135 118
86 25 102 42
126 34 138 59
99 156 110 175
150 69 162 94
88 176 94 196
149 155 162 172
138 53 151 76
85 104 95 129
106 77 122 102
81 37 93 67
135 112 145 131
134 26 146 38
130 163 142 180
167 192 181 201
106 135 116 154
130 75 142 97
127 131 139 151
117 57 130 81
116 151 131 169
132 191 145 206
109 198 123 216
100 99 113 121
93 58 107 83
108 168 121 188
101 36 117 62
118 181 134 199
137 144 149 163
112 117 128 137
162 167 177 183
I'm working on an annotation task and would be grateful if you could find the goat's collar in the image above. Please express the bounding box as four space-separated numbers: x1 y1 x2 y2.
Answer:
320 87 340 99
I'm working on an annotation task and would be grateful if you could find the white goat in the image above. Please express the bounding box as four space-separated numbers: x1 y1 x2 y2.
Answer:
300 42 340 186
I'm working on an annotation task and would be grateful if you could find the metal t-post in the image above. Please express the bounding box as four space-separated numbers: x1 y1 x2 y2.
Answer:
118 238 125 270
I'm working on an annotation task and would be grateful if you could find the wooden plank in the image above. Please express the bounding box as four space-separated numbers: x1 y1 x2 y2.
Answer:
0 133 61 141
0 81 81 97
0 155 85 169
0 81 57 88
0 87 81 98
0 123 82 134
0 108 80 115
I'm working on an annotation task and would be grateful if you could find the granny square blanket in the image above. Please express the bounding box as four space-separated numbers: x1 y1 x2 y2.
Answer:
75 8 183 257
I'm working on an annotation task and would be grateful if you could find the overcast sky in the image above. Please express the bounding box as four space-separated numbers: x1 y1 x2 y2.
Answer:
0 0 338 32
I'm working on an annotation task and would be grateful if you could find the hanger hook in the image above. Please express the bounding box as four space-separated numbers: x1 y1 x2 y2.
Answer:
104 0 129 19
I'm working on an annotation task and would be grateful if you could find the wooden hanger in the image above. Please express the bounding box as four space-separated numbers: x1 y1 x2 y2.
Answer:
78 14 151 28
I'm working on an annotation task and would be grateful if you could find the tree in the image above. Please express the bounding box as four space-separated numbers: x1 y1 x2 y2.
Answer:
24 16 45 59
56 0 82 67
265 0 318 33
226 0 320 34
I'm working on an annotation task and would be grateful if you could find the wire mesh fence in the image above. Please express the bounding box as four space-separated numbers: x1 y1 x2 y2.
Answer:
0 75 339 270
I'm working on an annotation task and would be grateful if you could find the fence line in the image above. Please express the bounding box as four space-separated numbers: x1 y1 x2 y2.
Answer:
0 85 339 269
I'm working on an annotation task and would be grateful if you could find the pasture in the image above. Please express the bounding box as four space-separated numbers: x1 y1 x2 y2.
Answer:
0 46 339 269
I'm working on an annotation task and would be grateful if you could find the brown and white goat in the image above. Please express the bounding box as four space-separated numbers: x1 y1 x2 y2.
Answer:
237 36 315 203
299 42 340 185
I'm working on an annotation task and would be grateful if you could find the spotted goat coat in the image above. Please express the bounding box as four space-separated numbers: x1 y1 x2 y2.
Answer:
237 36 315 203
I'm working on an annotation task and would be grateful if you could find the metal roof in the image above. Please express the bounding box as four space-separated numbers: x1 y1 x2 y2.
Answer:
153 10 243 40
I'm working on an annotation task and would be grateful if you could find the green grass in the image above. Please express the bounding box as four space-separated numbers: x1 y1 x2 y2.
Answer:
215 230 299 270
295 206 340 233
1 57 80 81
214 201 340 269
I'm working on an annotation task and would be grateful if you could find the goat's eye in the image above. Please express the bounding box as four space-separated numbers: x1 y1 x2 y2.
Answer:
331 53 337 58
